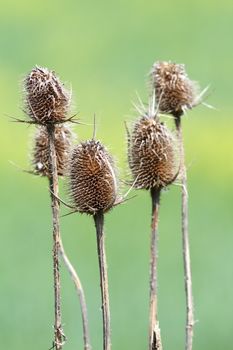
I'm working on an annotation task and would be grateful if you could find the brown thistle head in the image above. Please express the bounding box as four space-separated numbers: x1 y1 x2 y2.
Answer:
24 66 70 124
32 124 73 177
128 105 179 189
69 139 118 215
150 61 199 118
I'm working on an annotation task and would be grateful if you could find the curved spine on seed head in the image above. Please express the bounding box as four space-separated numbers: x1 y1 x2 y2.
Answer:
69 138 118 215
150 61 200 118
24 66 71 124
32 124 73 177
128 96 179 190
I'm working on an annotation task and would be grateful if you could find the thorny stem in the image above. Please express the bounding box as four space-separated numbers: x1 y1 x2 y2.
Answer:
47 124 64 350
58 238 91 350
149 187 162 350
94 211 111 350
175 116 194 350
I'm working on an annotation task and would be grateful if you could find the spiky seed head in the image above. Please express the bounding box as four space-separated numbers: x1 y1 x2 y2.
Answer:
69 140 118 215
128 116 179 190
32 125 73 177
24 66 70 124
151 61 199 117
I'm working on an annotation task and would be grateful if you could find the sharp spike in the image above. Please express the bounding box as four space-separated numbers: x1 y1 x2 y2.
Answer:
92 113 97 140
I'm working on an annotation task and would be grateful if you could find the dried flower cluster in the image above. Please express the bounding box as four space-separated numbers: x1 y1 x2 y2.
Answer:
23 66 74 178
32 125 73 177
24 66 70 124
69 140 118 215
151 61 199 117
128 115 179 189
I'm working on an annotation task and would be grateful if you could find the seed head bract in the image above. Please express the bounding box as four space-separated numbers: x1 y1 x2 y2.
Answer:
151 61 199 117
69 140 118 215
32 124 73 177
24 66 70 124
128 111 179 190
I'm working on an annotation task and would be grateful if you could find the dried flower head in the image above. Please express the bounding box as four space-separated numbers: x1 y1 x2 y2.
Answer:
69 140 118 215
151 61 199 117
24 66 70 124
128 114 179 190
32 124 73 177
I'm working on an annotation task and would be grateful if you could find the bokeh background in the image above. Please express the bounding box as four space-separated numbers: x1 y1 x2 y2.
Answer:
1 1 233 349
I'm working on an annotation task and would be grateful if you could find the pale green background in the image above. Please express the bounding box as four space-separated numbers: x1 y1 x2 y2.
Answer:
0 1 233 349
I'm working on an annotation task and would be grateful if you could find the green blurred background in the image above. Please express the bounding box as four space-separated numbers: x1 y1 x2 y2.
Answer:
1 0 233 349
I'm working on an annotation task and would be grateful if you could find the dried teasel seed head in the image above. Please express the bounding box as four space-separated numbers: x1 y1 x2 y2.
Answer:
150 61 199 117
69 140 118 215
128 115 179 190
32 124 73 177
24 66 70 124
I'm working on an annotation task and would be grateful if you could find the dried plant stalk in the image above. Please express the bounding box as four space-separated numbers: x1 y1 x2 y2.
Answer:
175 116 194 350
58 238 91 350
149 187 162 350
94 212 111 350
47 124 64 350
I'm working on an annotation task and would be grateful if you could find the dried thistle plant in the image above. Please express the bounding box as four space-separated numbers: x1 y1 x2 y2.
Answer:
32 124 73 177
151 61 201 350
128 115 178 190
69 135 118 350
24 66 90 350
24 66 70 124
127 95 179 350
150 61 200 117
69 140 117 215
